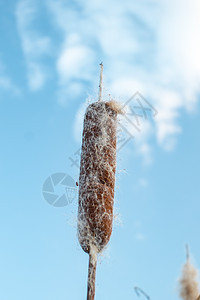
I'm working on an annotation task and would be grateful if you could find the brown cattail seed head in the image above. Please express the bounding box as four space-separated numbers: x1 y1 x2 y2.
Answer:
179 259 200 300
78 100 119 254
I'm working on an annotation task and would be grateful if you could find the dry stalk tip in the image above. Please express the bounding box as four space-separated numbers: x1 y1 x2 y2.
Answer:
98 62 103 102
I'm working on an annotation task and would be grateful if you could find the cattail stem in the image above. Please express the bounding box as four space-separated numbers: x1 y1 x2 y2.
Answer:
98 62 103 102
186 244 190 261
87 252 97 300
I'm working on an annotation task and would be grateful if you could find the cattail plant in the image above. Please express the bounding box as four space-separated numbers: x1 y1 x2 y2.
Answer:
77 64 122 300
179 245 200 300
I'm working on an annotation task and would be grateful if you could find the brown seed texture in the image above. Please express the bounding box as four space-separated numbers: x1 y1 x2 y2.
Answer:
179 260 200 300
78 101 118 254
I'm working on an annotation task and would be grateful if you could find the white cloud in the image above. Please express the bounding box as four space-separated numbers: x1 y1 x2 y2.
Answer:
135 233 146 241
57 44 95 83
55 43 95 101
0 59 20 96
46 0 200 154
0 76 20 96
26 62 47 91
16 0 51 91
47 0 97 101
138 143 153 165
57 83 84 107
138 178 148 188
134 220 146 241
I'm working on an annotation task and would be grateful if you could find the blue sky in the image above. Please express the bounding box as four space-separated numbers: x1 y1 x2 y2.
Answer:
1 0 200 299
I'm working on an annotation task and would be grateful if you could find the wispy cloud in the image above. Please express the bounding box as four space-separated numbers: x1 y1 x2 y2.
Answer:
46 0 200 154
0 76 19 95
134 221 146 242
0 59 20 96
47 1 97 103
56 42 95 104
135 233 146 241
16 0 51 91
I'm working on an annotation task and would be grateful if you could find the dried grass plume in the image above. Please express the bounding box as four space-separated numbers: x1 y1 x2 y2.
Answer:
179 246 200 300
